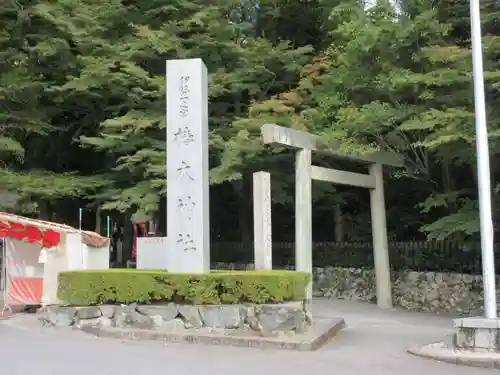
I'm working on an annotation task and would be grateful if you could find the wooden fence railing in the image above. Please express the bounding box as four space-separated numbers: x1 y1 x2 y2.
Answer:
211 240 491 274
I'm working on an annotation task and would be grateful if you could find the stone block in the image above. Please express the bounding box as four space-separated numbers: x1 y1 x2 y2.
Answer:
263 301 305 311
100 305 116 319
44 301 311 338
257 309 301 336
178 305 203 328
111 307 127 328
112 304 155 330
97 316 112 328
128 314 155 330
198 305 244 329
136 304 179 321
454 317 500 329
79 317 345 351
150 315 163 329
294 313 310 334
455 327 475 349
159 318 185 332
76 306 102 320
255 303 310 336
454 323 500 353
41 307 77 327
75 316 112 329
474 328 496 352
452 317 500 353
496 328 500 351
242 304 259 330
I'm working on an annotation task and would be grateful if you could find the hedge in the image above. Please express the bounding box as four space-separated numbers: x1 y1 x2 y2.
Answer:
57 269 310 306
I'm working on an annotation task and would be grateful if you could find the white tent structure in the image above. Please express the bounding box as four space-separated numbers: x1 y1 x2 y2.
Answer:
0 212 110 310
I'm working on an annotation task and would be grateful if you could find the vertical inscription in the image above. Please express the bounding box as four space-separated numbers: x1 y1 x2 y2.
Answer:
176 196 195 221
179 76 190 117
166 59 210 272
173 126 195 145
176 233 196 252
174 75 196 251
176 161 195 181
253 171 272 270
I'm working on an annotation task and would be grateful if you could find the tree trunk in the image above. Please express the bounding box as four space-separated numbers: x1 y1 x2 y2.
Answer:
471 163 478 190
235 178 252 243
442 162 456 211
95 208 102 234
334 204 344 242
441 162 454 193
122 217 134 263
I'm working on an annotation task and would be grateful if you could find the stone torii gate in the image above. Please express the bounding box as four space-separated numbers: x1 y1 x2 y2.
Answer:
260 124 404 309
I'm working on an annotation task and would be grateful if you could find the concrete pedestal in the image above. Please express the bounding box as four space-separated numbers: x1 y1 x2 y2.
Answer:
453 317 500 352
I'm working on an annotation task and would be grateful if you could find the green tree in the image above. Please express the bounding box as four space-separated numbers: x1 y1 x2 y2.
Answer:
228 0 500 241
5 0 500 245
311 0 500 240
0 0 107 220
54 0 312 227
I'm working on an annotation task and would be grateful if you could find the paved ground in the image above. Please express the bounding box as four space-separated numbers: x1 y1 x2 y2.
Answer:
0 298 496 375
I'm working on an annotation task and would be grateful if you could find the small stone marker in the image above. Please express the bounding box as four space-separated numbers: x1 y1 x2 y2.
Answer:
136 237 168 269
253 171 272 270
166 58 210 273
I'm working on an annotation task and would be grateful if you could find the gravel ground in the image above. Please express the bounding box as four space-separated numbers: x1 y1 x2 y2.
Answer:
0 298 496 375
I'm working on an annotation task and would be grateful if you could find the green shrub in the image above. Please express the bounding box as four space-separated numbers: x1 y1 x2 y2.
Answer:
57 269 310 306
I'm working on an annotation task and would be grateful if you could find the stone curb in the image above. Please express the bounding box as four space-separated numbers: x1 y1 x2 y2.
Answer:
41 302 315 335
0 310 26 320
79 317 346 351
407 341 500 369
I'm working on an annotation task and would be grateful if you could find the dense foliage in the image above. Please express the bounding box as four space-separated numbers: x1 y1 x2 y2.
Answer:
57 269 310 305
1 0 500 244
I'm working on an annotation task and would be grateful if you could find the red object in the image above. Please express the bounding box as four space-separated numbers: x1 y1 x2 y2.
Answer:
138 223 147 235
132 222 152 258
23 225 44 243
0 221 62 247
42 230 61 248
8 277 43 305
132 223 139 258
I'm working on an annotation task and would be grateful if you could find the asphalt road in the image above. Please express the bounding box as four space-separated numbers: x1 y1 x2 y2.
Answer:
0 299 496 375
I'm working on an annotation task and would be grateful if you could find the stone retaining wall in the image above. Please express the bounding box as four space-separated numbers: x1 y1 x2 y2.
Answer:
213 263 490 316
312 266 487 316
41 301 312 337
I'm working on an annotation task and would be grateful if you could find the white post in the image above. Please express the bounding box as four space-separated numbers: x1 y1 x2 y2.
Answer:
253 172 272 270
369 163 392 309
470 0 497 319
166 59 210 273
296 149 313 301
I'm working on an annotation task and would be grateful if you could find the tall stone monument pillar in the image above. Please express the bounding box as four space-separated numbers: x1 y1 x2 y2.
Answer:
166 59 210 273
253 171 272 270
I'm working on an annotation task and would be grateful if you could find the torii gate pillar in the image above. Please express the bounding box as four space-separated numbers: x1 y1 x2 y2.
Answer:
262 124 403 309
